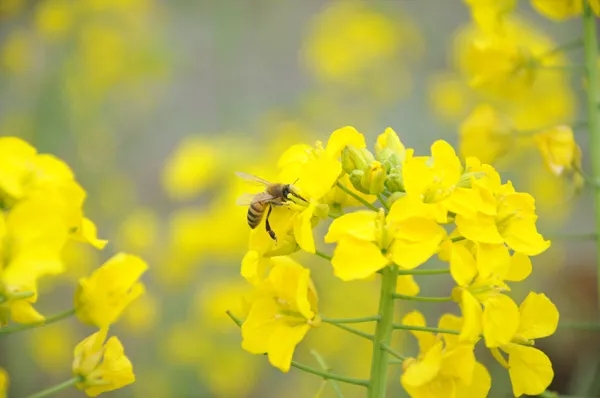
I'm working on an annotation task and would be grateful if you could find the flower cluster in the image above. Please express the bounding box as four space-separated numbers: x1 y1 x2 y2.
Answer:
428 1 585 210
0 137 148 397
235 127 558 397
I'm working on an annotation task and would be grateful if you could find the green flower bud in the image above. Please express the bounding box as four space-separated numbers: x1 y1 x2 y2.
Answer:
360 161 386 195
385 172 404 193
457 171 487 188
348 170 370 194
376 148 402 169
341 146 375 174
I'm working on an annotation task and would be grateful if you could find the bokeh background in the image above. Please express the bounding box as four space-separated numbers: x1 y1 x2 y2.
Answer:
0 0 597 397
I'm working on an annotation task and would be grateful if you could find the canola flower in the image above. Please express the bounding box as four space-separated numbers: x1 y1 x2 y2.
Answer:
230 126 559 398
0 137 147 397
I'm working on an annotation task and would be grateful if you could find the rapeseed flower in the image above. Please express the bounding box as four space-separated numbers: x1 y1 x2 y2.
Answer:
241 259 320 372
75 253 148 328
325 195 447 280
73 327 135 397
401 311 491 398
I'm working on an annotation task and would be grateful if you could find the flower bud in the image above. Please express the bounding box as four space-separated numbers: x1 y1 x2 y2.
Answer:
385 172 404 193
457 171 486 188
375 128 407 160
341 146 374 174
360 161 386 195
348 170 370 194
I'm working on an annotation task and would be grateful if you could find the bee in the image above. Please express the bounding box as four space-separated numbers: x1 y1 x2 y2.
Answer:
235 171 306 241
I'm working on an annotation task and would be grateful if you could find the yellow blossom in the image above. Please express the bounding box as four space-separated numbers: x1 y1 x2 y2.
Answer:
241 259 320 372
0 368 7 398
400 311 490 398
75 253 148 328
534 125 581 177
73 327 135 397
34 0 73 40
161 135 218 201
325 195 447 280
531 0 582 20
463 0 516 33
490 292 559 396
459 104 514 164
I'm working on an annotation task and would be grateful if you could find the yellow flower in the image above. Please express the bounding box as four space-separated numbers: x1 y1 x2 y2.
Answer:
241 259 320 372
454 17 568 101
73 327 135 397
455 177 550 256
0 368 7 398
489 292 559 397
161 135 218 202
530 0 582 20
115 207 159 252
34 0 73 40
248 126 365 255
463 0 516 33
300 0 421 85
447 241 534 344
534 125 581 177
459 104 514 164
400 311 491 398
75 253 148 328
325 195 447 281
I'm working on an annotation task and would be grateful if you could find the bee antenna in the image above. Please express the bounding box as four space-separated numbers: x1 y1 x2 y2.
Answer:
292 177 300 185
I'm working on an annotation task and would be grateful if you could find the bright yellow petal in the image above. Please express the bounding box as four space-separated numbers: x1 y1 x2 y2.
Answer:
438 313 463 348
517 292 559 340
440 344 475 385
241 297 278 354
475 243 510 280
331 237 388 281
459 290 483 344
482 294 520 347
506 344 554 397
502 218 551 256
267 323 311 373
455 361 491 398
505 252 532 282
449 244 478 287
396 275 420 296
324 210 378 243
296 156 342 200
455 213 504 244
293 202 316 253
325 126 366 158
402 310 436 354
401 341 443 387
10 300 44 324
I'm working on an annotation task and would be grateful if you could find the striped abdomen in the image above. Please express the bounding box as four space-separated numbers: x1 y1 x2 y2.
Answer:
247 201 267 229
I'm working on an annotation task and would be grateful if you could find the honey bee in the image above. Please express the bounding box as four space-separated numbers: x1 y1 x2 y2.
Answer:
235 171 306 241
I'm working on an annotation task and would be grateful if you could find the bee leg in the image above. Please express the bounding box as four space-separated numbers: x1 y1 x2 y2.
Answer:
265 205 277 242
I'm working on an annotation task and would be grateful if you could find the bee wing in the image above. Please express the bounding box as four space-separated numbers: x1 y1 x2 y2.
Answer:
235 192 276 206
235 171 271 186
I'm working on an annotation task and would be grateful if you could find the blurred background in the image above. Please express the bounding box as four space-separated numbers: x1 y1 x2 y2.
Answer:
0 0 597 397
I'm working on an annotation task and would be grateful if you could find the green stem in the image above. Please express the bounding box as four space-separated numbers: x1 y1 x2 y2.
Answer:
396 268 450 276
226 311 369 387
536 391 558 398
310 350 344 398
583 0 600 312
377 194 389 211
392 293 452 302
325 322 374 340
314 250 333 261
367 265 398 398
0 308 75 335
380 343 406 362
393 323 460 335
336 182 378 211
26 376 81 398
321 315 380 324
291 360 369 387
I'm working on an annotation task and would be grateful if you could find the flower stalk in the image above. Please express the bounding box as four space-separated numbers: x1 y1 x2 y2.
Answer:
367 265 398 398
582 0 600 311
0 308 76 335
25 376 82 398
